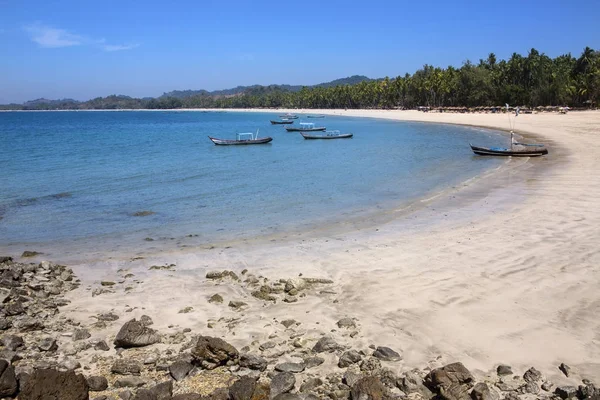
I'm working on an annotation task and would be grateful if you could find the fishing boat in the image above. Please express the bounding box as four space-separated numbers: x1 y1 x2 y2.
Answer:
270 119 294 125
300 130 353 139
306 115 325 118
285 122 326 132
208 130 272 145
279 113 298 119
470 104 548 157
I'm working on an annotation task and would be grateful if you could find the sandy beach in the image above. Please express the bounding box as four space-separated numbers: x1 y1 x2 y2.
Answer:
4 109 600 395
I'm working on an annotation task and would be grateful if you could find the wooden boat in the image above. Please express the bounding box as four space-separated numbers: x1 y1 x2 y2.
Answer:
209 131 272 146
306 115 325 118
285 122 326 132
469 143 548 156
270 120 294 125
301 130 353 139
279 113 298 119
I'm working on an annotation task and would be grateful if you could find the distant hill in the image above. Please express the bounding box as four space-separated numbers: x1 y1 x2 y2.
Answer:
24 98 79 106
159 75 372 99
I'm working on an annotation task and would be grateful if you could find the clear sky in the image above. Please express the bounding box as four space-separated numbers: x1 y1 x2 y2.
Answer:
0 0 598 103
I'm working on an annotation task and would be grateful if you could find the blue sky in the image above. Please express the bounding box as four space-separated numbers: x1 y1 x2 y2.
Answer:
0 0 598 103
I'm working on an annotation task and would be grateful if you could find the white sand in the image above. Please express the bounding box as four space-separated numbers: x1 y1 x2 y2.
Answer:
59 109 600 382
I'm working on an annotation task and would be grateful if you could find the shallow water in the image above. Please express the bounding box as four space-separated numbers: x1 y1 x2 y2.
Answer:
0 111 506 258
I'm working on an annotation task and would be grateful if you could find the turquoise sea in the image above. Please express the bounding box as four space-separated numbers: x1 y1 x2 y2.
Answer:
0 111 506 258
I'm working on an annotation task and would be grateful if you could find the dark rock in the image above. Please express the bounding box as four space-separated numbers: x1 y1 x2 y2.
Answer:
114 376 146 388
132 389 157 400
0 256 13 263
19 368 89 400
38 337 58 352
97 312 120 321
281 319 296 329
275 362 305 373
228 300 247 309
5 300 25 316
503 394 520 400
424 362 474 400
0 319 10 330
271 372 296 398
111 359 142 375
209 294 223 304
229 376 256 400
95 340 110 351
339 350 362 368
191 336 239 369
558 363 570 377
359 357 381 373
73 328 91 341
554 386 578 399
240 353 268 371
169 360 193 381
541 381 554 392
522 367 542 383
312 336 342 353
120 390 134 400
344 370 361 387
13 317 44 332
88 375 109 391
372 347 401 362
259 341 276 351
149 381 173 400
496 365 512 376
471 382 499 400
21 251 41 258
337 318 356 329
251 290 277 302
303 356 324 369
139 315 154 326
300 378 323 392
519 381 539 395
351 376 389 400
0 359 18 398
397 371 432 398
1 335 24 351
577 383 600 399
114 319 160 348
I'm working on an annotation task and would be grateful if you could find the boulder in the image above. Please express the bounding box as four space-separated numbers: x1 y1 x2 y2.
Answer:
114 319 160 348
300 378 323 392
38 337 58 352
111 359 142 375
522 367 542 383
372 347 401 362
424 362 474 400
397 371 432 398
72 328 91 341
14 316 44 332
274 362 305 373
471 383 499 400
555 386 578 399
0 359 18 398
303 356 324 369
496 365 512 376
19 368 89 400
558 363 571 377
240 353 268 371
270 372 295 398
312 336 342 353
169 360 193 381
1 335 24 351
149 381 173 400
337 318 356 329
87 376 109 391
350 376 389 400
191 336 239 369
339 350 362 368
229 376 256 400
113 376 146 388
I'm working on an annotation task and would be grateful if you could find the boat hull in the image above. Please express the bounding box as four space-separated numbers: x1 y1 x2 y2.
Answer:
470 144 548 157
301 133 353 139
270 120 294 125
209 136 273 145
285 127 326 132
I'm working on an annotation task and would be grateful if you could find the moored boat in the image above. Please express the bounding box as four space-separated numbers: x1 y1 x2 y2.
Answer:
306 115 325 118
285 122 326 132
270 119 294 125
469 143 548 156
279 113 298 119
301 130 353 139
208 130 273 145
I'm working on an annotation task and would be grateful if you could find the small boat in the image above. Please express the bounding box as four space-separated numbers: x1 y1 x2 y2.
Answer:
270 119 294 125
469 143 548 156
285 122 326 132
301 130 353 140
209 130 272 145
279 113 298 119
306 115 325 118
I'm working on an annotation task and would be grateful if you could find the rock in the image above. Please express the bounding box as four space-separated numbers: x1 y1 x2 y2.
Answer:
398 371 432 398
303 356 324 369
275 362 305 373
88 375 109 391
558 363 570 377
1 335 24 351
172 395 202 400
229 301 248 310
191 336 239 369
206 271 238 280
273 395 302 400
97 312 120 321
541 381 554 392
271 372 296 398
114 376 147 388
114 319 161 348
496 365 512 376
350 376 389 400
359 357 381 373
471 383 499 400
149 381 173 400
312 336 342 353
95 340 110 351
111 359 142 375
372 347 401 362
424 362 474 400
93 396 109 400
519 381 539 395
577 382 600 399
522 367 542 383
259 341 276 351
300 378 323 392
13 317 44 332
209 294 223 304
281 319 297 328
73 328 91 341
252 290 277 303
119 390 134 400
101 281 116 286
339 350 362 368
179 307 194 314
337 318 356 329
229 376 256 400
139 315 154 326
62 359 82 371
169 360 193 381
240 353 268 371
5 300 25 316
555 386 578 399
38 337 58 352
0 359 18 398
21 251 41 257
283 296 297 303
19 368 89 400
131 389 157 400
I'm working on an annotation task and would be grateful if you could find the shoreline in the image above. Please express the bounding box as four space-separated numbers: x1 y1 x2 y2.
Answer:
3 110 600 388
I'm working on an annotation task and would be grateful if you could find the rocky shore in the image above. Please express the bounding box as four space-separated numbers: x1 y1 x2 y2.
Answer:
1 256 598 400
